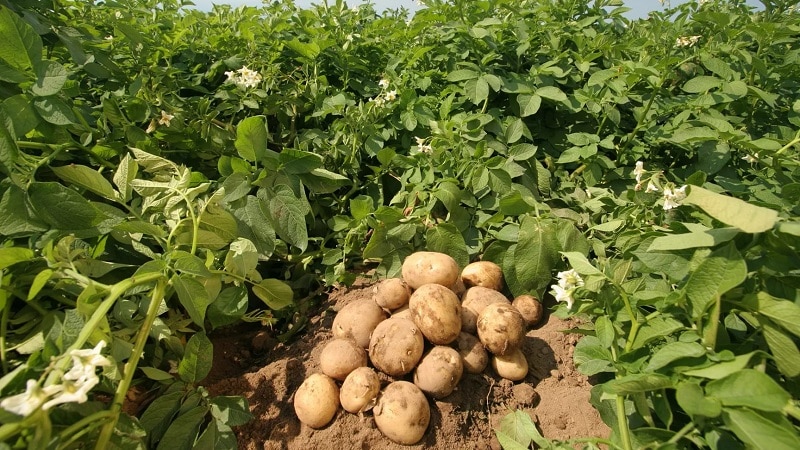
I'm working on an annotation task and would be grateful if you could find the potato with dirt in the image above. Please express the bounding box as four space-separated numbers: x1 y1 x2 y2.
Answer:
319 338 367 381
413 346 463 399
409 283 462 345
368 317 425 377
461 286 511 334
455 332 489 374
340 367 381 413
373 278 411 311
401 251 460 289
294 373 339 429
513 294 544 328
332 297 387 348
374 381 431 445
461 261 504 291
477 302 526 356
492 348 529 381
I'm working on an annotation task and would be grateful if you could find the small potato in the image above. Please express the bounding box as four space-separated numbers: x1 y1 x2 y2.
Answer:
513 295 544 328
409 283 462 345
391 305 412 320
477 303 526 356
461 287 510 334
492 348 529 381
455 332 489 374
332 297 388 348
374 381 430 445
369 318 425 377
320 338 367 381
461 261 504 291
402 251 460 289
294 373 339 428
450 276 466 298
413 346 463 399
373 278 411 311
340 367 381 413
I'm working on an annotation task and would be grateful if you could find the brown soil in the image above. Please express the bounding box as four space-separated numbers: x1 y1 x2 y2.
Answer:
204 279 610 449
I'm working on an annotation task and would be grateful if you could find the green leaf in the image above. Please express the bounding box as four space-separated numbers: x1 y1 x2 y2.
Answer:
171 274 210 329
595 316 615 348
209 396 253 427
681 352 762 379
28 181 104 230
683 243 746 319
574 336 615 376
252 279 293 311
602 373 673 394
722 408 800 450
234 196 276 257
561 251 604 277
504 117 525 144
113 153 138 202
426 223 469 268
706 369 790 412
647 228 739 251
263 185 308 252
746 292 800 339
683 186 778 233
631 316 684 349
446 69 479 82
33 97 76 125
760 317 800 378
350 195 374 221
683 76 722 93
208 286 249 329
285 39 320 60
0 7 42 72
279 149 323 174
224 238 259 279
517 94 541 117
495 410 546 449
139 367 174 381
0 110 19 175
464 77 489 105
675 382 722 419
27 268 52 300
178 332 213 384
299 168 350 194
535 85 567 102
0 247 34 270
646 342 706 372
513 216 560 295
32 61 67 97
2 94 39 137
139 390 183 444
51 164 118 201
234 116 268 163
155 405 207 450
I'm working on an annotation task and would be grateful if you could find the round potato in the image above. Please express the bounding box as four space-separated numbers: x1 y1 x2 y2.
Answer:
373 278 411 311
492 348 529 381
320 338 367 381
402 251 460 289
409 283 462 345
340 367 381 413
461 286 510 334
513 294 544 328
413 346 463 399
294 373 339 428
455 332 489 374
374 381 430 445
332 297 388 348
461 261 504 291
369 317 425 377
391 305 412 321
477 303 526 356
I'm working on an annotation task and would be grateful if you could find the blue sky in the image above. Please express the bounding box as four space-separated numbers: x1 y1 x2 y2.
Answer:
189 0 763 19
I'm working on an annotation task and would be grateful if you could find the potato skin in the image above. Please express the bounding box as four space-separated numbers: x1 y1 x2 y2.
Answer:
461 286 510 334
340 367 381 413
409 283 462 345
492 348 529 381
512 295 544 328
455 332 489 374
374 381 430 445
294 373 339 429
319 338 367 381
413 346 463 399
461 261 504 291
368 318 425 377
402 251 460 289
373 278 411 311
391 305 412 321
332 297 388 348
477 303 526 356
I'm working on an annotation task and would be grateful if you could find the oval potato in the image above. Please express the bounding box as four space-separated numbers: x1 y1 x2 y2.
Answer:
413 346 463 399
455 332 489 374
374 381 430 445
409 283 462 345
402 251 460 289
512 294 544 328
492 348 529 381
373 278 411 311
461 261 504 291
461 286 510 334
320 338 367 381
294 373 339 428
369 317 425 377
477 303 526 356
332 297 388 348
340 367 381 413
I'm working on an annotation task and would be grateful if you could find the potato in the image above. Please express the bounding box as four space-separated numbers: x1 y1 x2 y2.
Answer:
413 346 463 399
294 373 339 428
409 283 462 345
477 303 526 356
513 294 544 328
320 338 367 381
461 286 510 334
374 381 430 445
402 251 460 289
332 297 388 348
373 278 411 311
461 261 504 291
391 305 412 320
450 276 466 298
340 367 381 413
492 348 529 381
369 317 425 377
455 332 489 374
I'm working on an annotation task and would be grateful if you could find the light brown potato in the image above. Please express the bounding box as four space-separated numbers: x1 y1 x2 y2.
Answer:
513 295 544 328
340 367 381 413
461 261 504 291
319 338 367 381
413 346 463 399
461 286 510 334
409 283 462 345
332 297 388 348
373 278 411 311
492 348 529 381
294 373 339 428
401 251 460 289
369 317 425 377
374 381 430 445
477 303 526 356
391 305 412 320
450 276 466 298
455 332 489 374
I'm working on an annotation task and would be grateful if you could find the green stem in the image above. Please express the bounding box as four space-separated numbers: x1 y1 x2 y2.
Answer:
57 410 114 449
667 422 696 444
0 293 10 374
615 394 633 450
620 83 658 154
95 278 167 449
775 130 800 155
783 402 800 422
618 289 640 353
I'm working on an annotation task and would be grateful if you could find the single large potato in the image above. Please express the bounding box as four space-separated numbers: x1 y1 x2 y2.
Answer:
319 338 367 381
512 294 544 328
455 332 489 374
461 261 504 291
492 348 529 381
340 367 381 413
373 278 411 311
332 297 388 348
409 283 462 345
477 303 526 356
461 286 510 334
402 251 460 289
413 346 463 399
374 381 430 445
369 317 425 377
294 373 339 429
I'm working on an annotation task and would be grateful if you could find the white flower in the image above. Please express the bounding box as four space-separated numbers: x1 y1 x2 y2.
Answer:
158 110 174 127
646 180 660 193
557 269 584 290
115 11 122 19
378 78 390 89
104 35 113 40
742 153 758 164
384 90 397 102
551 284 576 309
415 136 426 146
633 161 645 183
224 66 262 89
224 70 237 82
371 96 386 107
1 380 49 416
41 376 97 410
135 43 143 52
663 185 688 210
675 36 701 48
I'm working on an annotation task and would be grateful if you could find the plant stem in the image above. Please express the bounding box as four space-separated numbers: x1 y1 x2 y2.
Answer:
775 130 800 155
667 422 696 444
57 410 114 449
0 297 10 374
615 394 634 450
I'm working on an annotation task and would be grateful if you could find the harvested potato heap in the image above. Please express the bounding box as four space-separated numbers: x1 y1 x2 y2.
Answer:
293 252 544 445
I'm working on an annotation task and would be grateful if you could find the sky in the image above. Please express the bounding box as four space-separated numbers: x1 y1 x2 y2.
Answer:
188 0 763 19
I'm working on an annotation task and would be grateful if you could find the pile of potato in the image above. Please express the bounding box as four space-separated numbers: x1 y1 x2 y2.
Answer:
293 251 543 445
